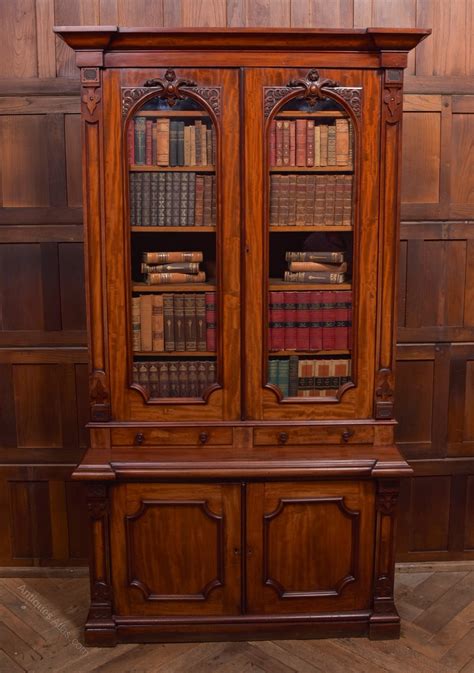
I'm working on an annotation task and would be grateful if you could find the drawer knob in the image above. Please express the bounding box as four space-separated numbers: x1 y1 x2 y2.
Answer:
342 428 354 443
135 432 145 446
199 432 208 445
278 432 289 445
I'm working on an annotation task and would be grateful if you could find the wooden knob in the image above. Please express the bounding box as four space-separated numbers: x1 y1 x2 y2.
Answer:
342 428 354 443
135 432 145 446
199 432 208 444
278 432 289 445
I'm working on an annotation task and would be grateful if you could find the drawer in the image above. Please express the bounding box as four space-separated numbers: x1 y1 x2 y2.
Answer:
253 425 374 446
112 427 233 447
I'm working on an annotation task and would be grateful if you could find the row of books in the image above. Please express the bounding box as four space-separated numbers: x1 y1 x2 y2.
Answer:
270 174 352 227
130 173 216 227
281 250 348 285
270 118 352 168
268 357 351 397
133 360 216 398
269 290 352 351
128 117 216 167
132 292 216 352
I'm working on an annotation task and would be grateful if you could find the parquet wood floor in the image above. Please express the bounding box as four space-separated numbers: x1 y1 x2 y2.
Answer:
0 567 473 672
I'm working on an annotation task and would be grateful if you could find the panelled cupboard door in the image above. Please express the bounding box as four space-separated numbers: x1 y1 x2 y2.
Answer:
243 68 380 421
246 481 375 614
103 68 241 422
110 483 241 616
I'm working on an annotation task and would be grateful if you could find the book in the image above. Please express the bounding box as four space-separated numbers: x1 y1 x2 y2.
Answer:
289 355 299 396
141 262 201 274
336 118 350 166
145 120 153 165
134 117 146 165
163 294 175 350
288 262 348 273
132 296 141 350
143 251 203 264
173 294 185 351
205 292 216 351
284 291 297 350
169 120 178 166
127 120 135 165
139 294 153 351
284 271 346 284
285 251 345 263
151 294 164 351
309 290 323 350
146 271 206 285
142 172 151 226
184 293 197 351
196 294 207 351
269 291 285 351
322 291 336 349
295 119 306 166
156 119 170 165
275 121 283 166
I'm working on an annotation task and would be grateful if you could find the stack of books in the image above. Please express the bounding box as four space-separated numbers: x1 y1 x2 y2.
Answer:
133 360 216 398
268 356 351 397
129 118 216 167
270 174 352 227
269 289 352 351
141 251 207 285
130 172 216 227
132 292 216 353
283 251 347 284
270 118 352 167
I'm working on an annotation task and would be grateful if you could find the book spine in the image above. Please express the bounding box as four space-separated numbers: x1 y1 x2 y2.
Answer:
295 119 306 166
142 262 201 274
184 293 197 351
275 121 283 166
152 121 158 165
188 361 198 397
127 119 135 165
140 294 153 351
184 124 191 166
194 176 204 226
150 173 159 226
296 291 310 350
268 359 279 387
157 173 166 226
169 121 178 166
324 175 336 226
138 362 149 393
285 251 344 264
327 124 336 166
169 362 179 396
200 123 207 165
195 121 202 165
211 175 216 226
289 261 347 273
342 175 353 226
156 119 170 166
269 291 285 351
206 292 216 351
269 120 277 166
178 362 188 396
132 296 141 350
284 291 297 350
188 173 196 226
149 363 159 397
171 172 181 226
320 124 328 166
336 118 349 166
279 175 290 226
141 173 151 227
279 359 289 397
334 175 344 226
203 175 212 226
310 290 323 350
306 120 314 166
164 173 172 223
282 121 290 166
288 355 299 396
284 271 345 284
196 293 207 351
143 251 203 264
173 294 185 351
163 294 175 350
334 291 348 349
177 121 185 166
146 272 206 284
304 175 315 226
314 125 321 167
159 362 170 397
322 291 336 349
295 175 306 226
189 124 196 166
180 172 188 226
135 173 142 226
206 128 212 167
145 120 153 165
134 117 146 165
289 121 296 166
129 173 136 226
151 294 164 351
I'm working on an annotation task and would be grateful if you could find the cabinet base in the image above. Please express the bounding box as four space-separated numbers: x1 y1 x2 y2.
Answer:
84 611 401 646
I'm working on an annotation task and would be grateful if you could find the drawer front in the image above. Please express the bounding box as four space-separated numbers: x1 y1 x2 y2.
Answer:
112 427 233 447
253 425 374 446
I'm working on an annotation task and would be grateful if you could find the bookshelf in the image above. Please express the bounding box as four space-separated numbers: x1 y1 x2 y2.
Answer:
56 26 430 646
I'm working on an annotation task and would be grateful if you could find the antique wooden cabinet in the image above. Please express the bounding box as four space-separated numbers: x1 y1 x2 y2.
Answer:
55 26 430 645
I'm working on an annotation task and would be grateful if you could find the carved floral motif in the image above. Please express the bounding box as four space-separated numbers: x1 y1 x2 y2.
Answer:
383 87 403 123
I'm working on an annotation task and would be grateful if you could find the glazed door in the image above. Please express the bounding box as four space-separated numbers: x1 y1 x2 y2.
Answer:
111 483 241 617
243 67 381 421
246 481 375 614
103 68 241 422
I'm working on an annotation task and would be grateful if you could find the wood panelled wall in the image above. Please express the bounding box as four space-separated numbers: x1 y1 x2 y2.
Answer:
0 0 473 566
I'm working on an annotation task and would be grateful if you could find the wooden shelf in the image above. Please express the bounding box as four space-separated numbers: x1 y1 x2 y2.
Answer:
269 350 351 356
129 165 215 172
270 226 352 232
131 226 216 233
134 110 210 118
275 111 349 118
133 283 216 293
270 166 353 173
269 280 352 291
134 351 216 357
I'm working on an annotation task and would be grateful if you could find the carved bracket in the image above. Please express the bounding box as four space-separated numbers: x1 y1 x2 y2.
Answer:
80 67 101 121
374 367 395 420
264 69 362 119
86 483 114 626
373 480 400 615
90 370 111 422
122 69 221 117
383 69 403 124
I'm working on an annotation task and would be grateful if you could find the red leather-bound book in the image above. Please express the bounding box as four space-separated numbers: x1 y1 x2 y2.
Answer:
295 119 307 166
269 120 277 166
269 291 285 351
334 291 350 348
322 290 337 349
310 290 323 350
284 291 297 350
205 292 216 351
296 291 310 350
127 119 135 165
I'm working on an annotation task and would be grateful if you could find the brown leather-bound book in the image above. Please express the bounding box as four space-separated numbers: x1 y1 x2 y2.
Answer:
138 362 149 393
200 123 207 166
336 118 349 166
146 272 206 284
286 251 345 263
327 124 336 166
156 118 170 166
159 362 170 397
314 125 321 167
304 175 315 226
282 121 290 166
334 175 345 225
295 119 306 166
342 175 353 226
139 294 153 350
288 175 297 225
163 294 175 351
270 175 279 225
184 293 197 351
295 175 306 225
178 362 188 396
132 296 141 350
188 361 198 397
314 174 326 224
169 362 179 397
149 363 159 397
320 124 328 166
141 262 201 274
174 293 185 351
284 271 346 284
197 361 207 395
289 120 296 166
206 128 212 167
184 124 191 165
203 175 213 226
196 294 207 351
189 124 196 166
143 251 203 264
288 261 348 272
306 120 314 166
195 120 202 165
269 120 277 166
151 294 164 351
194 175 204 225
275 121 283 166
324 175 336 226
